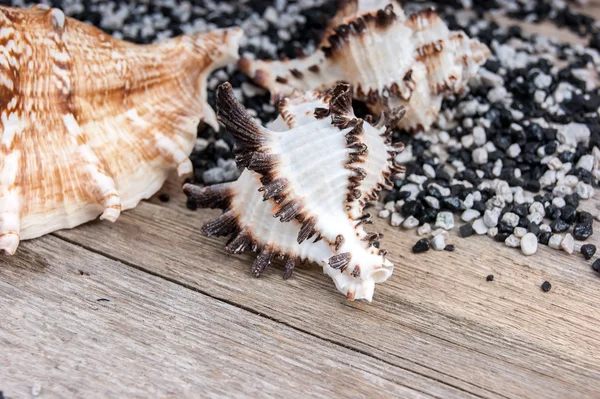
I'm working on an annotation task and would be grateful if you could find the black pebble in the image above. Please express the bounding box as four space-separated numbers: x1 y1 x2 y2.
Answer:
573 222 593 240
486 274 494 282
412 239 430 253
560 205 577 223
158 193 170 202
550 219 570 233
592 259 600 274
459 224 474 238
495 233 509 242
580 244 596 260
442 197 462 211
527 222 540 236
541 281 552 292
186 197 198 211
538 232 552 245
444 244 455 252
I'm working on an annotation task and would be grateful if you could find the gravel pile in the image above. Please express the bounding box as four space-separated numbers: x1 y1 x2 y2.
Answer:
7 0 600 276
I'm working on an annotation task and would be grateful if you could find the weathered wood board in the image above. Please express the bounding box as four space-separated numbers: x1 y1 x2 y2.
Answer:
3 4 600 399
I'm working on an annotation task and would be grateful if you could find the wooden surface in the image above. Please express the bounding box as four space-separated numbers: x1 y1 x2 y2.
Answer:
3 5 600 399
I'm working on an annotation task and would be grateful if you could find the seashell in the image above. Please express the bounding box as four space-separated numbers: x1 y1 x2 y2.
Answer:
238 4 490 132
319 0 405 46
0 5 242 254
184 83 404 301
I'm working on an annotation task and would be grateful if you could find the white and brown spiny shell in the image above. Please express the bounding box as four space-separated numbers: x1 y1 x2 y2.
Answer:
184 83 405 301
238 2 490 132
0 5 242 254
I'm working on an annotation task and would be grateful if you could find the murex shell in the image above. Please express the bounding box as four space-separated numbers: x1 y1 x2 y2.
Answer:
239 1 490 132
0 5 242 254
185 83 405 301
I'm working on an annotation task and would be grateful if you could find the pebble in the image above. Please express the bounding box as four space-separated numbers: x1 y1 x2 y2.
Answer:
391 212 404 227
573 221 593 241
473 126 486 146
472 218 489 235
423 164 436 178
506 143 521 158
444 245 455 252
158 193 170 202
417 223 431 236
520 233 538 256
461 209 480 222
501 212 520 228
412 239 430 254
581 244 596 260
505 234 521 248
486 274 494 282
541 281 552 292
472 148 488 164
431 229 449 238
483 208 501 228
592 259 600 274
560 233 575 254
384 201 396 212
540 224 552 233
551 197 566 208
403 216 420 229
549 234 563 249
513 227 528 238
378 209 391 219
460 224 474 237
432 235 446 251
487 227 498 238
435 212 454 230
576 154 594 171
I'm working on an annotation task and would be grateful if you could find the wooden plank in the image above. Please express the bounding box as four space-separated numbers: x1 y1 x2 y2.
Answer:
53 179 600 399
0 235 472 399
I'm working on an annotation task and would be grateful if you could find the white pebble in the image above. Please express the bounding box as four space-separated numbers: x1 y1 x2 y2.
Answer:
539 224 552 233
548 234 563 249
507 143 521 158
527 212 543 224
385 201 396 212
552 197 566 208
472 218 489 235
400 184 420 200
432 235 446 251
513 227 528 238
423 164 436 178
520 233 538 255
487 86 508 103
502 212 520 227
461 134 474 148
403 216 420 229
576 154 594 171
461 209 480 222
391 212 404 227
431 229 449 238
472 148 488 164
505 234 521 248
483 208 501 228
417 223 431 236
378 209 390 219
473 126 487 146
560 233 575 254
576 181 595 199
487 227 498 238
425 196 440 209
435 212 454 230
463 193 474 209
529 202 546 216
534 72 552 89
552 185 573 197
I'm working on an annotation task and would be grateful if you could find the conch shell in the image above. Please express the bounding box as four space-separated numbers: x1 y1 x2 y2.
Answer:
184 83 405 301
239 3 490 131
0 4 242 254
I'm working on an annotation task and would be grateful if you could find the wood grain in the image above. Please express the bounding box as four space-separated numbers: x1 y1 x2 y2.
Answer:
4 5 600 399
52 178 600 399
0 235 463 399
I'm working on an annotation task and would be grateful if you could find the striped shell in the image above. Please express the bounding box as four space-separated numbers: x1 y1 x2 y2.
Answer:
184 83 405 301
238 3 490 132
0 5 241 254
